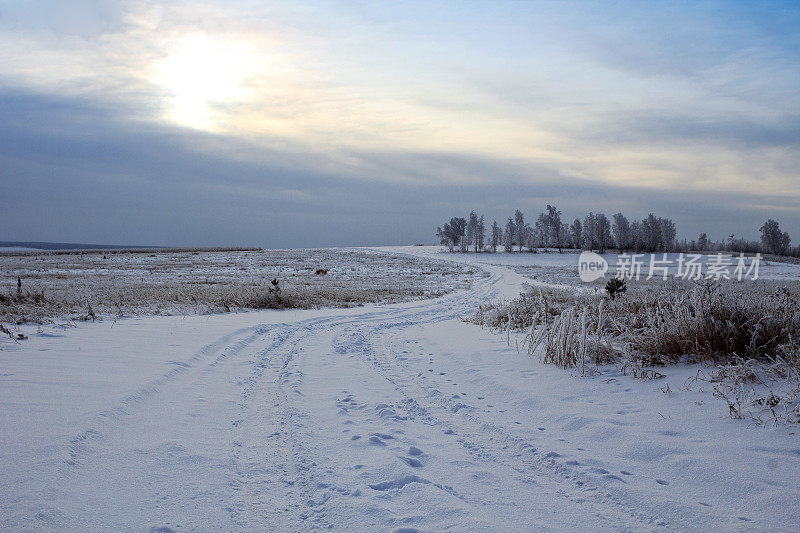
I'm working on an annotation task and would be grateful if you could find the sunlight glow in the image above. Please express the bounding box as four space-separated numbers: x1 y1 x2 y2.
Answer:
156 35 252 130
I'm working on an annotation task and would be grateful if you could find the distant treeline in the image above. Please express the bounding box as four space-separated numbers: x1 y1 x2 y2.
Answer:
0 245 262 257
0 241 149 251
436 207 797 256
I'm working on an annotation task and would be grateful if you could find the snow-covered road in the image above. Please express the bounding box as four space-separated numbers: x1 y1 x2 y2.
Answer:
1 254 798 531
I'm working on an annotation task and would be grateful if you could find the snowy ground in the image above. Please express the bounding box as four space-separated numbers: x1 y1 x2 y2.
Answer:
381 246 800 284
0 248 476 322
1 247 799 531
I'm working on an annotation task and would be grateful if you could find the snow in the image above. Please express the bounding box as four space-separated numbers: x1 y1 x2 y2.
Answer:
0 248 476 322
380 245 800 281
1 248 798 531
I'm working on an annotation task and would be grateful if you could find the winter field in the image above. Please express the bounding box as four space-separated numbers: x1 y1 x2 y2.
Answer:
1 246 800 531
0 248 476 323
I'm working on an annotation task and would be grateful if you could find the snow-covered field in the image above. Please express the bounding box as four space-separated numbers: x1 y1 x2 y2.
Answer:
382 246 800 284
1 247 799 531
0 248 476 322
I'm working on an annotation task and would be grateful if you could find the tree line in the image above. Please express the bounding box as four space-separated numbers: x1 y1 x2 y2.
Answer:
437 207 797 256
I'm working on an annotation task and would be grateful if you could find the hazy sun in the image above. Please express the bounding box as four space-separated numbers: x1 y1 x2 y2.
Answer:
156 35 251 129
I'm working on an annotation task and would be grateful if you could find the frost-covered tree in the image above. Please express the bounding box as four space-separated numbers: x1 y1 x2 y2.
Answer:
595 213 612 254
437 217 466 252
612 213 631 252
697 232 708 251
570 218 582 249
641 213 661 252
490 220 502 252
760 219 791 255
630 220 643 251
476 216 485 252
513 210 526 252
535 213 548 249
557 223 569 252
582 212 597 251
436 226 451 251
521 223 535 252
466 211 478 253
658 217 676 252
503 217 515 252
546 205 564 252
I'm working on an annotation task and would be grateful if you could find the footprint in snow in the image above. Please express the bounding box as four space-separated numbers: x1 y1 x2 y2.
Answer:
399 456 422 468
408 446 423 456
369 475 429 491
656 479 669 485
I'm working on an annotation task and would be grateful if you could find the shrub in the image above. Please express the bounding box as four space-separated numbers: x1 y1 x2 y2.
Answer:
605 278 627 299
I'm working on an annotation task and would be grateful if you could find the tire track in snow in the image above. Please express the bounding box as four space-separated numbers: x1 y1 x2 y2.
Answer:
320 318 670 530
220 270 502 529
64 323 274 469
226 264 672 530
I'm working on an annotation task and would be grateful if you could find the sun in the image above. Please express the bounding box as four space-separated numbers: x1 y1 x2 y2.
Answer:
156 35 251 130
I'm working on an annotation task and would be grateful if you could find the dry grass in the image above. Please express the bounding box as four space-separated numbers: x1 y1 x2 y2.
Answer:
0 248 476 323
468 278 800 423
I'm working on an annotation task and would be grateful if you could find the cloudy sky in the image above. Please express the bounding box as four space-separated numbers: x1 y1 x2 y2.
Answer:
1 0 798 247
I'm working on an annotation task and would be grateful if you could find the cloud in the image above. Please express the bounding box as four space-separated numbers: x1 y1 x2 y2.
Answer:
585 111 800 149
0 2 798 246
1 88 797 247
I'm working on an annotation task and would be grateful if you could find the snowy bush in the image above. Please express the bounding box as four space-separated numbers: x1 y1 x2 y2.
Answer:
469 279 800 422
